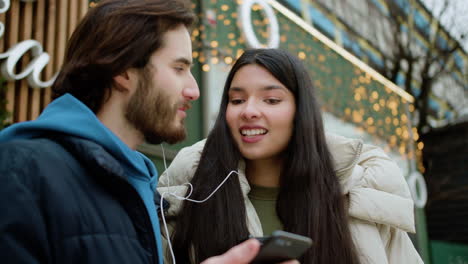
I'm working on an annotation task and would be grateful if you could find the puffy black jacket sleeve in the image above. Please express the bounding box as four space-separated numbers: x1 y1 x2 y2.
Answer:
0 142 51 263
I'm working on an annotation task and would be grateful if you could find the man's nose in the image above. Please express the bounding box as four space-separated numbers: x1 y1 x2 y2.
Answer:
183 74 200 101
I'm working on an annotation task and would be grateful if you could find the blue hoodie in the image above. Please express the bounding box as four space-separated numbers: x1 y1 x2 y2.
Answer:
0 93 164 264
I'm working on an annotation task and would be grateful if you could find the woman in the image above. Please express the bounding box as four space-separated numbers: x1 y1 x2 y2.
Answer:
158 49 423 264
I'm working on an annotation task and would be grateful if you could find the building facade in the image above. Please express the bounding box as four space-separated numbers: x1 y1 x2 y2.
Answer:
284 0 468 129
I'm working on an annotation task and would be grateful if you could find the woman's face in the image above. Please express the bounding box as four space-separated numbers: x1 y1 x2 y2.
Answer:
226 64 296 161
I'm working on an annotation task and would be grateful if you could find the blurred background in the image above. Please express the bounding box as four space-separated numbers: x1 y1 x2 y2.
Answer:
0 0 466 263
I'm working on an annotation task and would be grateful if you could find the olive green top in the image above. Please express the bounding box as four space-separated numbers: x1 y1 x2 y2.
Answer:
248 184 283 235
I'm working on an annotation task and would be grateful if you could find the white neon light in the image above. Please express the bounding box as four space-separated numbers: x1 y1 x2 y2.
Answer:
407 171 428 208
239 0 280 49
0 0 57 89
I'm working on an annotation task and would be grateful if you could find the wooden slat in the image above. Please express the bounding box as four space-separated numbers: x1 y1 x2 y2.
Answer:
80 0 90 19
30 0 46 120
5 0 20 123
55 0 68 72
68 1 78 40
17 2 34 122
48 0 69 107
43 0 57 107
0 12 5 52
0 10 5 121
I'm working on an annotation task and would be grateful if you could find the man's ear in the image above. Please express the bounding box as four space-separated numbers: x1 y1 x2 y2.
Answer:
113 70 137 93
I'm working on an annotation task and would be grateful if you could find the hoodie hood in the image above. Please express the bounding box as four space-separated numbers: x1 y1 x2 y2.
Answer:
0 93 157 184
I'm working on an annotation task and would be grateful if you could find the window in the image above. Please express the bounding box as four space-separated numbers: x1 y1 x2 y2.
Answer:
411 84 421 97
308 6 336 39
436 35 449 50
414 11 430 39
396 73 405 86
352 42 363 57
394 0 410 15
454 52 464 71
369 0 388 16
365 49 384 69
429 98 440 112
341 31 352 49
279 0 302 15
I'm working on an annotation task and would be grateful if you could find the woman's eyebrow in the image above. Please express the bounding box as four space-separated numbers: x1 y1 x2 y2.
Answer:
229 85 285 92
229 87 244 92
261 85 285 91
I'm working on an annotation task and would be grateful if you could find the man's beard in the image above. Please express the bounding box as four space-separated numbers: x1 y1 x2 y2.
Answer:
125 69 187 145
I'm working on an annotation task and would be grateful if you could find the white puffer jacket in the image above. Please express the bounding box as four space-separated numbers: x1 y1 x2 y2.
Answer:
157 133 424 264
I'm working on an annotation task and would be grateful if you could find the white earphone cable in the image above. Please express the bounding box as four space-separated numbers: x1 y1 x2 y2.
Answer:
159 144 238 264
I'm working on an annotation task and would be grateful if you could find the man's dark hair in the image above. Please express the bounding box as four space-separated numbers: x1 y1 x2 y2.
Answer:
52 0 195 112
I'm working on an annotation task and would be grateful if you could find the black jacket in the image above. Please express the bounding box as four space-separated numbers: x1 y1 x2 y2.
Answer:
0 135 161 263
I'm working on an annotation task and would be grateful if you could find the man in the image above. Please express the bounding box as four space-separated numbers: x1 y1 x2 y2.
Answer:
0 0 298 263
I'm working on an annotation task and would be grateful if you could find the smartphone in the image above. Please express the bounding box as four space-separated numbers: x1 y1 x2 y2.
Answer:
251 230 313 264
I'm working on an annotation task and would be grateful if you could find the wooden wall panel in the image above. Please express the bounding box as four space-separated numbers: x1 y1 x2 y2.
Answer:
17 2 33 122
0 12 4 52
30 0 46 120
5 1 19 123
0 0 90 124
55 0 68 81
43 0 57 107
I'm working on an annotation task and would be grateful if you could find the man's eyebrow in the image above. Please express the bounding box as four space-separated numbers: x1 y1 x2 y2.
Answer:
174 57 193 67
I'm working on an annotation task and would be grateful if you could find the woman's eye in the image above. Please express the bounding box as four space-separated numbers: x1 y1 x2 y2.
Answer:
265 98 281 104
230 99 244 105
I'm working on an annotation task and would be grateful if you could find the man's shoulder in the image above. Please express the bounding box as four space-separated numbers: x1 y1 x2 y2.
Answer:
0 137 65 160
0 137 74 180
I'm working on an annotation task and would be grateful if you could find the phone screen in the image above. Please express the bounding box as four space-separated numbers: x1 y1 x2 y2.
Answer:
251 230 313 264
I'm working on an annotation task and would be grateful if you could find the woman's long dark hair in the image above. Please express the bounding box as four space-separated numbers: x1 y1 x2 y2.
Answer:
172 49 360 264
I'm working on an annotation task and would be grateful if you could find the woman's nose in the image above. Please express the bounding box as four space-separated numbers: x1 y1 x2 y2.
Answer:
241 100 261 120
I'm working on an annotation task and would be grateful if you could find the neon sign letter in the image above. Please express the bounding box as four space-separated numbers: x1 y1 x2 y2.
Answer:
0 0 57 89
